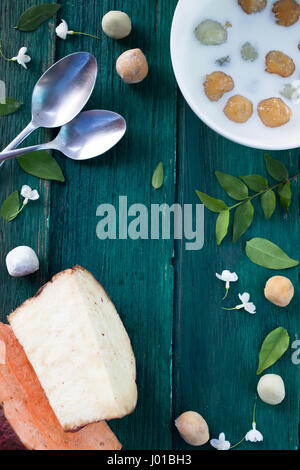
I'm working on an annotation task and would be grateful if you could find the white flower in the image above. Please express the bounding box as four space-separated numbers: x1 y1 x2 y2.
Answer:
21 185 39 205
55 19 100 41
222 292 256 314
56 19 74 40
245 423 263 442
210 433 231 451
236 293 256 314
11 47 31 69
216 270 238 299
216 270 238 288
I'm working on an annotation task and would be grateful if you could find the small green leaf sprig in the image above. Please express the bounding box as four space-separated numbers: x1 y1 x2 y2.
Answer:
196 154 300 245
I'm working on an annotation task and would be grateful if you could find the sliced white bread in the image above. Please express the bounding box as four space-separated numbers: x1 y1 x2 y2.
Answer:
8 266 137 431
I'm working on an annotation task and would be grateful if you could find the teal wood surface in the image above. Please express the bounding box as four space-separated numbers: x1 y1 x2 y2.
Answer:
49 0 177 451
0 0 299 451
0 1 55 318
174 100 300 451
0 0 177 451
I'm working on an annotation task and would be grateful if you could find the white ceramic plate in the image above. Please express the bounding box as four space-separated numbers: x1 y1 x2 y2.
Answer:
170 0 300 150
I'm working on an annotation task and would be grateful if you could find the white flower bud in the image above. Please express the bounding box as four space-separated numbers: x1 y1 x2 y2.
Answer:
257 374 285 405
6 246 39 277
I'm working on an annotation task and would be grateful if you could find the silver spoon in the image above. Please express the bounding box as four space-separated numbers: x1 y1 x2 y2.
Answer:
0 110 126 163
1 52 98 154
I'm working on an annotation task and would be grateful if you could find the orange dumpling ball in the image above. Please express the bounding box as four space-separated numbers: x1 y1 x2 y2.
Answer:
116 49 149 84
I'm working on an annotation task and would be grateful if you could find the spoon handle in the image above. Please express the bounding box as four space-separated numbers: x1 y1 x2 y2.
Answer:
0 121 37 167
0 143 47 163
3 121 37 152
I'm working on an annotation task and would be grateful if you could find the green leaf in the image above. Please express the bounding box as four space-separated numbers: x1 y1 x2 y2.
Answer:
246 237 299 269
215 171 248 200
264 154 288 182
216 210 230 245
152 162 164 189
14 4 61 31
195 191 228 213
232 200 254 243
240 174 268 192
261 190 276 220
0 98 23 116
17 151 65 182
257 327 290 375
278 182 291 213
1 191 20 221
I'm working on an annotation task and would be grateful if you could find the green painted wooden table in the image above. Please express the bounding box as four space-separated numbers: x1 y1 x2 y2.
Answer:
0 0 299 451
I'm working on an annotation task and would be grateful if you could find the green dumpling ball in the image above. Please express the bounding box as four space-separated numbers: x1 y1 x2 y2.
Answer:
195 19 227 45
102 11 132 39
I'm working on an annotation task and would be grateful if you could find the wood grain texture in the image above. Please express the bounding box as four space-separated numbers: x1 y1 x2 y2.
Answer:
48 0 177 450
0 0 299 451
0 0 177 451
173 98 300 450
0 0 57 317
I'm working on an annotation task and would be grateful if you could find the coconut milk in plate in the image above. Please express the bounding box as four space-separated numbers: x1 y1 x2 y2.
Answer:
172 0 300 149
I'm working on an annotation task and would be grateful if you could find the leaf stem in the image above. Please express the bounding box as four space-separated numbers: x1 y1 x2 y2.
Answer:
230 436 246 450
71 31 101 40
228 173 300 211
0 40 13 62
252 401 257 424
7 202 26 222
222 287 229 300
15 201 27 217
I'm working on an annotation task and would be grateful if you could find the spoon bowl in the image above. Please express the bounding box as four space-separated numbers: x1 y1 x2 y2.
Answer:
53 110 126 160
1 52 98 154
32 52 98 128
0 110 127 163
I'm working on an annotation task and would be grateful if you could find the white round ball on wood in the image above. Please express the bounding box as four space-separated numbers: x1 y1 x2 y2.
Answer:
257 374 285 405
102 11 132 39
6 246 39 277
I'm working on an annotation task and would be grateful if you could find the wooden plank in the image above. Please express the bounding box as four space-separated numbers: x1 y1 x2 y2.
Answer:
173 98 300 450
48 0 177 450
0 0 57 319
4 0 298 453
